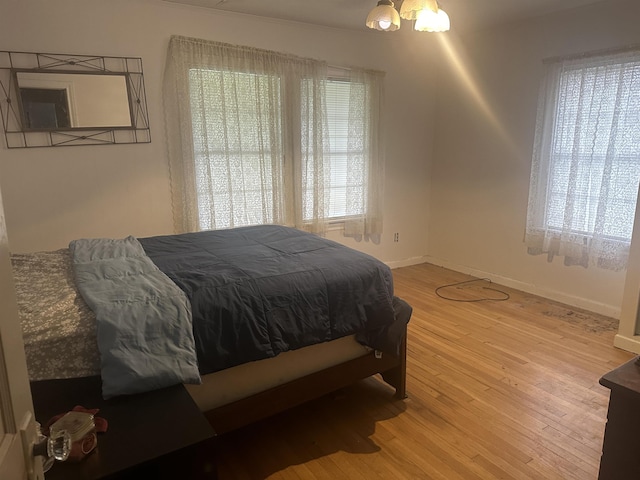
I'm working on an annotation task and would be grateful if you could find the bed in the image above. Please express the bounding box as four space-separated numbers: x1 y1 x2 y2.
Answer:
12 225 410 433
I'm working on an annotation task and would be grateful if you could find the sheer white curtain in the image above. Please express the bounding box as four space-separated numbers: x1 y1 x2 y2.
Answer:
342 68 385 243
525 49 640 270
163 35 328 233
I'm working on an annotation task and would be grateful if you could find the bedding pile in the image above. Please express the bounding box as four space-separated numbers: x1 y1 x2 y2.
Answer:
17 225 409 399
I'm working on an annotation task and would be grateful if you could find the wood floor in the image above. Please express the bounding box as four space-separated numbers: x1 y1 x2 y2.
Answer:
215 263 635 480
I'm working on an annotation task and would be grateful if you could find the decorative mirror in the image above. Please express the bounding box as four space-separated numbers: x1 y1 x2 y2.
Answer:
0 51 151 148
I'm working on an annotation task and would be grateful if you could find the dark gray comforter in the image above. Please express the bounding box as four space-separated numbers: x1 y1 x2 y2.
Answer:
139 225 406 375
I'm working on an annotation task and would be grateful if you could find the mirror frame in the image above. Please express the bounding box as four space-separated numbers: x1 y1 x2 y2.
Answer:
0 51 151 148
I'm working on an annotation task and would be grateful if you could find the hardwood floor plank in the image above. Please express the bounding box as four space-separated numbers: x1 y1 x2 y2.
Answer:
215 263 635 479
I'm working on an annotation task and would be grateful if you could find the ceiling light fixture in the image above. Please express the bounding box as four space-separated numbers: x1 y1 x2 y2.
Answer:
365 0 400 32
365 0 401 31
399 0 438 20
414 5 450 32
366 0 450 32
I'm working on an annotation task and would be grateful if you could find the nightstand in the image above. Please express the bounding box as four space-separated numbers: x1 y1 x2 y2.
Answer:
598 356 640 480
30 376 216 479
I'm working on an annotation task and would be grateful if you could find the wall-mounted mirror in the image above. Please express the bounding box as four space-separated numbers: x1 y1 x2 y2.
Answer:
0 51 150 148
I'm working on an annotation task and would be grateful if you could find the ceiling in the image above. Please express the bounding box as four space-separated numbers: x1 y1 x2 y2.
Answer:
165 0 609 33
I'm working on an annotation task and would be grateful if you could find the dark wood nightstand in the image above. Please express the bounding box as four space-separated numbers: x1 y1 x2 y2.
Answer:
598 356 640 480
30 376 216 479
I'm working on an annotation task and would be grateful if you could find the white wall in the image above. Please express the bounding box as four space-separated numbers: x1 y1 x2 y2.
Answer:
428 0 640 316
0 0 435 267
4 0 639 322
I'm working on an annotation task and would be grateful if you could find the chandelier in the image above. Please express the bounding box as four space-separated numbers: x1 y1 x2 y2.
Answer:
365 0 450 32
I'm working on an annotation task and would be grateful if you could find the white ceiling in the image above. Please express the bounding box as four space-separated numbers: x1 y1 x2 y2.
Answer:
166 0 609 33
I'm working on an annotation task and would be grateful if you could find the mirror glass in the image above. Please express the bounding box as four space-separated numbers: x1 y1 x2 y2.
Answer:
16 71 133 130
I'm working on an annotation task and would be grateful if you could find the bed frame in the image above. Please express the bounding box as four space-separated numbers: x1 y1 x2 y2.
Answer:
204 333 407 434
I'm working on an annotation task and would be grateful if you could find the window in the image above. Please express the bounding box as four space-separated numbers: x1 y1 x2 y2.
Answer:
164 36 384 239
306 77 368 221
189 69 283 229
190 72 370 230
525 49 640 270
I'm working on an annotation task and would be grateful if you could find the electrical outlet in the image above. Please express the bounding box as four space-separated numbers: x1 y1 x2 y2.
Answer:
393 232 399 243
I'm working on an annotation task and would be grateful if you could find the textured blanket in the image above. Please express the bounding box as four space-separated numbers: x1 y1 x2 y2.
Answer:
69 236 201 399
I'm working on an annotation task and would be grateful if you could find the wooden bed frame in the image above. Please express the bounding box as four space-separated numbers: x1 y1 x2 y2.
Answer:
204 333 407 434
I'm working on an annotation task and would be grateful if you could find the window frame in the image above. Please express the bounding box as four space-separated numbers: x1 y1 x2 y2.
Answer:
314 73 369 225
525 47 640 269
189 66 373 230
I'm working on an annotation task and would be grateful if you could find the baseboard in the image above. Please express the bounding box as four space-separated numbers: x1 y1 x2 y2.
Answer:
386 256 429 270
614 334 640 354
414 256 620 318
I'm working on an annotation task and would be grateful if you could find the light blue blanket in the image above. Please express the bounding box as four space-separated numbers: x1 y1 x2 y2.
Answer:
69 236 201 399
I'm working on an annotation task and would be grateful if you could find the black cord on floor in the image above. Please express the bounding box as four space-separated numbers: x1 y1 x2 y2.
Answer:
435 278 510 302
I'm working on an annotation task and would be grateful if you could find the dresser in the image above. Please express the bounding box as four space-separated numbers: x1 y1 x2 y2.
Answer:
598 356 640 480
